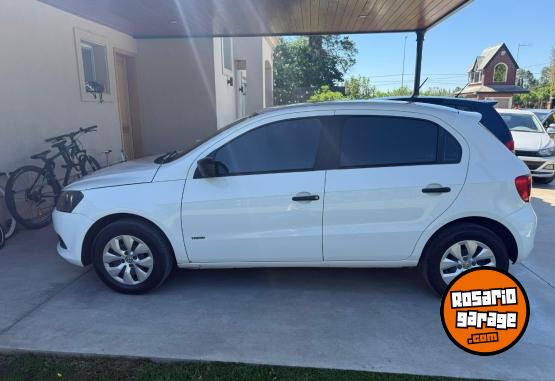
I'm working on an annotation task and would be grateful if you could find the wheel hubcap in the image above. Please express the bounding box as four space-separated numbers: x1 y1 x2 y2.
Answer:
102 235 154 285
440 240 496 284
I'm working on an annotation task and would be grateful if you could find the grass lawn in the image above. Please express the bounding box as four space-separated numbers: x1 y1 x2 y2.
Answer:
0 353 480 381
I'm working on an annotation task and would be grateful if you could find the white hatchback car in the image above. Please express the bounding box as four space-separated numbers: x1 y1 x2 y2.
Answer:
53 101 537 295
498 108 555 184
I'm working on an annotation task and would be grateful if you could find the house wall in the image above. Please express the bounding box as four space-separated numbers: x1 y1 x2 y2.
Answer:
0 0 137 171
135 38 218 156
483 48 517 86
262 37 276 108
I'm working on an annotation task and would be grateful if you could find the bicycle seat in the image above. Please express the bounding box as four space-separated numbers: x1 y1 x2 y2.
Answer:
30 150 51 160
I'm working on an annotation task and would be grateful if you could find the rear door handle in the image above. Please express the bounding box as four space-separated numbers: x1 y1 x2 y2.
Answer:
422 186 451 194
292 194 320 202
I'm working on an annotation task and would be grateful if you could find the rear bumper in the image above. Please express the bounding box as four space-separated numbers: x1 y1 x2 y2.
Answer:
503 204 537 263
52 210 94 267
518 155 555 178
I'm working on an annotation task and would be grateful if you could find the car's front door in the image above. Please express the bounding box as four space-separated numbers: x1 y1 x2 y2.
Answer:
323 112 468 261
182 114 329 263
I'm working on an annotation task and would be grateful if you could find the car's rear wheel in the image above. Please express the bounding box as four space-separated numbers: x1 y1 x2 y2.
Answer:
91 219 174 294
420 223 509 295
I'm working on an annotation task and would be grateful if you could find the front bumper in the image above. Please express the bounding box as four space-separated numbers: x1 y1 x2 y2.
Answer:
52 210 94 267
518 155 555 178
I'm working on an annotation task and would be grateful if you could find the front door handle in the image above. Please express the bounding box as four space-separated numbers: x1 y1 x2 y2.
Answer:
422 186 451 194
292 194 320 202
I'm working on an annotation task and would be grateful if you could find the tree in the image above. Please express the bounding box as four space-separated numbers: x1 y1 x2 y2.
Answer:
345 76 376 99
273 35 358 104
308 85 346 102
516 69 538 89
513 66 552 109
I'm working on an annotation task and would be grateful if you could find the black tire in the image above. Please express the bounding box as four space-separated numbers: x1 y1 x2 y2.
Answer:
5 166 61 229
91 219 174 294
534 174 555 184
0 225 5 249
420 223 510 296
79 155 101 176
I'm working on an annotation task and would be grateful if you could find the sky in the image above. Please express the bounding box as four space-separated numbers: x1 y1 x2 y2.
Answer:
345 0 554 91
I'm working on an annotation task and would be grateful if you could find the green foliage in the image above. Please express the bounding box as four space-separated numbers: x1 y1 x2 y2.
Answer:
309 76 456 103
308 85 345 102
274 36 358 105
0 353 463 381
514 66 553 108
345 76 376 99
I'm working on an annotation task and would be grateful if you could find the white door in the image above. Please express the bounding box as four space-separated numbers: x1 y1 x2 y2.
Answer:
323 114 468 261
236 69 247 118
182 116 326 263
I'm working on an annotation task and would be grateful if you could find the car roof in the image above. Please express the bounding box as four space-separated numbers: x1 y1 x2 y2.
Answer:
259 99 468 119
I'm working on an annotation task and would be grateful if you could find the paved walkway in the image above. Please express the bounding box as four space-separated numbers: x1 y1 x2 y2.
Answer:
0 184 554 381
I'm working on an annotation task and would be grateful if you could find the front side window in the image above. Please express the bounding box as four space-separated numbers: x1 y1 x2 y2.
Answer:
211 118 322 175
340 116 460 168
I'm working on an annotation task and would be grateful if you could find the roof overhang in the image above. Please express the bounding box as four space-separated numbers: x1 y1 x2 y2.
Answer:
39 0 472 38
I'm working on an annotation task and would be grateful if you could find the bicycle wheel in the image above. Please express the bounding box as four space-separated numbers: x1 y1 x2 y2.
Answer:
0 186 17 238
5 166 61 229
79 155 101 176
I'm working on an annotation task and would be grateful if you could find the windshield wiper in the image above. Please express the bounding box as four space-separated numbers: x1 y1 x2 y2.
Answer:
155 150 178 164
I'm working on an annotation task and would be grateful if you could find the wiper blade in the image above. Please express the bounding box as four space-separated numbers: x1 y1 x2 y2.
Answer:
155 150 178 164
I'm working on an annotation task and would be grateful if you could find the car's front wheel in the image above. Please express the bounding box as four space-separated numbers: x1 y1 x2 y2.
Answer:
91 219 174 294
420 223 509 295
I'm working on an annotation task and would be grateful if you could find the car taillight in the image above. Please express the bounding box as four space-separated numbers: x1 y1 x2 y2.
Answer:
515 175 531 202
505 139 515 153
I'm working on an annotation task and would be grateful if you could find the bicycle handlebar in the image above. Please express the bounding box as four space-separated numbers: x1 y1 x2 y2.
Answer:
80 125 98 133
44 125 97 143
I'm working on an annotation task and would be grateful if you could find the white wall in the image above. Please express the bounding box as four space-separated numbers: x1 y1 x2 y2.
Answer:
135 38 218 156
262 37 276 107
213 38 237 129
0 0 136 171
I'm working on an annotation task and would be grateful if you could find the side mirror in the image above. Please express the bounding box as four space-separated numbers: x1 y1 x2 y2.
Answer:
547 126 555 136
196 157 228 178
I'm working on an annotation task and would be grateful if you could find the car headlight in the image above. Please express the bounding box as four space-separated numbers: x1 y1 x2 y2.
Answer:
538 146 555 157
56 191 84 213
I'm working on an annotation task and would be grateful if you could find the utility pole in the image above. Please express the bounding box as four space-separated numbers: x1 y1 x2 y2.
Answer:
516 43 531 64
401 35 408 88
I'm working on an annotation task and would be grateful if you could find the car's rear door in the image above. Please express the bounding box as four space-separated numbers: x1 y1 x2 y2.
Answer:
323 111 468 262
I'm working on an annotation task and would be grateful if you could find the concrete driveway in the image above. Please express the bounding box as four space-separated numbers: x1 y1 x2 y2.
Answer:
0 184 554 381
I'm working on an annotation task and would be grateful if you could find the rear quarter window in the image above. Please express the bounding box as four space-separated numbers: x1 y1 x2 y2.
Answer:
339 116 461 168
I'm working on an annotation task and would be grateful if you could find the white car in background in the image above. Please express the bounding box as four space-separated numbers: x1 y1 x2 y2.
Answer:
498 109 555 184
52 101 536 295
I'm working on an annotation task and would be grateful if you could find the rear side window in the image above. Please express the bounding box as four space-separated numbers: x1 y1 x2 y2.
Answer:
212 118 322 175
340 116 460 168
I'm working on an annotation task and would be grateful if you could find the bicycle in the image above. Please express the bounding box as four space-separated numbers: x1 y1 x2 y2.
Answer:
0 172 17 240
5 126 100 229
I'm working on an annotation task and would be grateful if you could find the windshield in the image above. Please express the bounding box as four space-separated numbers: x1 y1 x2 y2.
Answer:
154 115 256 164
532 111 548 121
500 113 545 133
